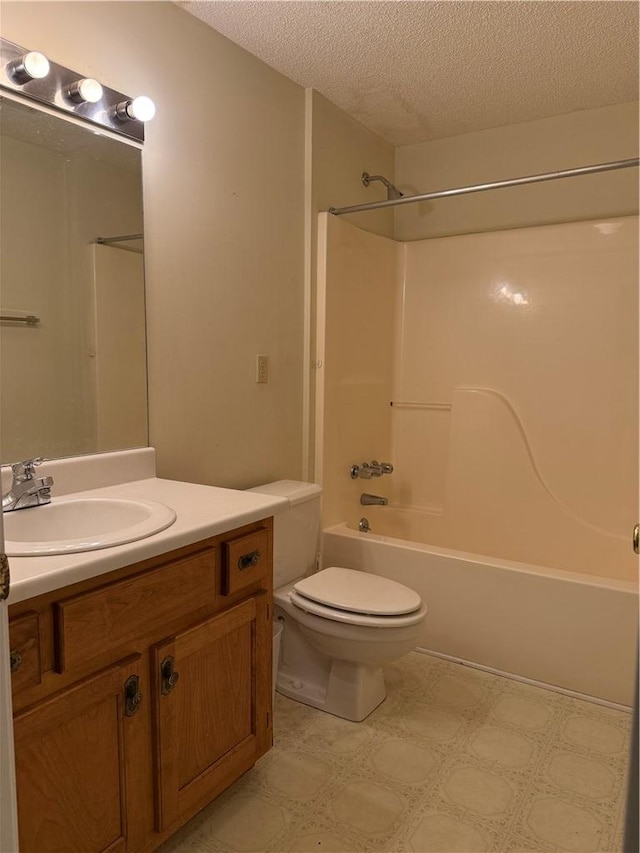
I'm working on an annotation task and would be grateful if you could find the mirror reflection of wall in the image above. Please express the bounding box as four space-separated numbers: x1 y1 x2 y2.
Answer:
0 96 148 464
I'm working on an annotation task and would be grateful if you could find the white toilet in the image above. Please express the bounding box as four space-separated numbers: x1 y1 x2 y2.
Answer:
248 481 428 722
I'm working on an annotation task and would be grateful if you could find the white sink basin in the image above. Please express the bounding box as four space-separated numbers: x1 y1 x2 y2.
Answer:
4 497 177 556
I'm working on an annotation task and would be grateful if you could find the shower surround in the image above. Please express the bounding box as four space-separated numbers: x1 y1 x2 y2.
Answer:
316 212 638 705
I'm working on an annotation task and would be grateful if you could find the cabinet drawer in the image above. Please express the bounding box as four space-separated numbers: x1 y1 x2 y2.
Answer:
222 528 269 596
9 612 41 693
55 548 217 672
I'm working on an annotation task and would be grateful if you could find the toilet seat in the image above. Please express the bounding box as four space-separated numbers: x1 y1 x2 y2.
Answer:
289 590 427 627
294 566 421 615
290 567 426 628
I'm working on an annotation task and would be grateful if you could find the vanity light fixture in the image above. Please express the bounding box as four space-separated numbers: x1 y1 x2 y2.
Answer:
7 50 50 83
66 77 103 104
115 95 156 123
1 36 151 143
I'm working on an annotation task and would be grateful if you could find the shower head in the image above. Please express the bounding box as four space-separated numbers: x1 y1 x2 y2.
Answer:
362 171 403 201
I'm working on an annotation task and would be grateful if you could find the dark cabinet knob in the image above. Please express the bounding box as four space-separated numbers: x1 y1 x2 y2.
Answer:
124 674 142 716
238 550 260 570
160 655 179 695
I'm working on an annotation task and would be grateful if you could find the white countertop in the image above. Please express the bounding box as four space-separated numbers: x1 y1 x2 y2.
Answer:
6 477 287 604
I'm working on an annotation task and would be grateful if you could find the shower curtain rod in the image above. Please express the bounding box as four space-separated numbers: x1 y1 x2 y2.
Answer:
328 157 639 216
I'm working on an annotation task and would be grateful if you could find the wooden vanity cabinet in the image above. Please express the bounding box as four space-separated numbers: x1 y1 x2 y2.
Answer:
7 517 273 853
13 654 149 853
153 592 271 831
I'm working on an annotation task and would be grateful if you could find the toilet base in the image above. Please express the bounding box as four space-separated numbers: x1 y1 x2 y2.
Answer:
273 578 425 723
276 659 386 722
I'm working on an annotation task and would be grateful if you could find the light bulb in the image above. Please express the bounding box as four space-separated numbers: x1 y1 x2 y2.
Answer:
128 96 156 121
67 78 103 104
8 50 50 83
115 95 155 122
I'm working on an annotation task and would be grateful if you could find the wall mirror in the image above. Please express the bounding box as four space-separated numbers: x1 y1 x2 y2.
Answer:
0 95 148 464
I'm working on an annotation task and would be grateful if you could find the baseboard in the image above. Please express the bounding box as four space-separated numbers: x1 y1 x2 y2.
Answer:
414 646 632 713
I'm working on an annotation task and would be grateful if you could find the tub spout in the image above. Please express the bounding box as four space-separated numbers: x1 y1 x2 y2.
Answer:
360 493 388 506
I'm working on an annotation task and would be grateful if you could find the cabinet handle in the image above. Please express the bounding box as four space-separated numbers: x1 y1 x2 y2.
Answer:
160 655 179 695
124 674 142 716
238 550 260 570
9 650 22 673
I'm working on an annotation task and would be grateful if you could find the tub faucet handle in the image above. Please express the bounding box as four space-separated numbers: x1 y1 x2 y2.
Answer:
351 461 394 480
350 463 373 480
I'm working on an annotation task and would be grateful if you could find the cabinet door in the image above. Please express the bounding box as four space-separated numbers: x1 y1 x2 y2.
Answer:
13 655 148 853
152 592 271 831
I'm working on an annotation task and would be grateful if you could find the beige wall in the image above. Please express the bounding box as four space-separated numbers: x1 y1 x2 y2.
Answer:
395 102 639 240
311 91 395 240
2 1 306 488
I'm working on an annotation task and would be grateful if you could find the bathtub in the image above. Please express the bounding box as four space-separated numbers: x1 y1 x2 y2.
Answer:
322 521 638 708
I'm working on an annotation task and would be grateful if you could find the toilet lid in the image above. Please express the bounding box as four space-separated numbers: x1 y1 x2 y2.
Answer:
289 590 427 627
293 567 421 616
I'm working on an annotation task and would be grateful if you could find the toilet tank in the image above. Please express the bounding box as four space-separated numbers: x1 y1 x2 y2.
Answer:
247 480 322 588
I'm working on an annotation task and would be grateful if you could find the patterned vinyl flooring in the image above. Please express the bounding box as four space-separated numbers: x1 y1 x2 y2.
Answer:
160 651 633 853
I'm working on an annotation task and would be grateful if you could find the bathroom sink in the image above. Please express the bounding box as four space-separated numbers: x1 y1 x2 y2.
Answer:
4 497 177 556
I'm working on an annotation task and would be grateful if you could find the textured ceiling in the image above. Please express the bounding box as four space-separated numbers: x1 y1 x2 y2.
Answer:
179 0 639 146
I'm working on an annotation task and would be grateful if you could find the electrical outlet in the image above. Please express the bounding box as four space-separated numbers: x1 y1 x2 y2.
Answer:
256 354 268 383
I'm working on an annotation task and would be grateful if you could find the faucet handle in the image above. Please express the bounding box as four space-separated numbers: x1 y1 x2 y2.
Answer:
11 457 44 480
367 461 394 477
350 461 393 480
350 463 374 480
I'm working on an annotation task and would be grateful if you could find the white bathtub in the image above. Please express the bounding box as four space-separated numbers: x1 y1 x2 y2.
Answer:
322 522 638 707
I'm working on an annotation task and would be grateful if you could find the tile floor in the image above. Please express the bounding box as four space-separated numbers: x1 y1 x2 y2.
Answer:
160 652 633 853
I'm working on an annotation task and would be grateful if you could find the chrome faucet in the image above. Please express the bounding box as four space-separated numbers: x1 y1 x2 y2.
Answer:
360 493 388 506
350 461 394 480
2 457 53 512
